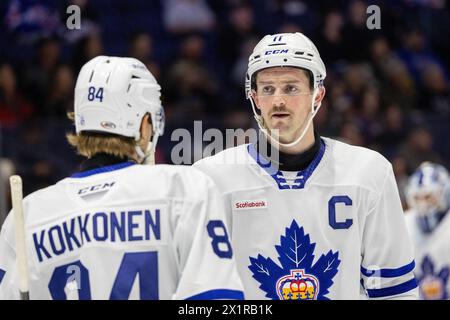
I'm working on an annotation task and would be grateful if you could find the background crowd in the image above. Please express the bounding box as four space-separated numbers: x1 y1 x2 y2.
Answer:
1 0 449 224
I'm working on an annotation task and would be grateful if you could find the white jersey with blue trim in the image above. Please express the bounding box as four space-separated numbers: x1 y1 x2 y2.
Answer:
194 137 418 300
405 209 450 300
0 162 244 300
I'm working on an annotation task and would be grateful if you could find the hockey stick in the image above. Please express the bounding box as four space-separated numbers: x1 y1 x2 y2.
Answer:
9 175 30 300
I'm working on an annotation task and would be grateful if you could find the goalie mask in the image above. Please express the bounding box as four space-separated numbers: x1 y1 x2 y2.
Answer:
406 162 450 233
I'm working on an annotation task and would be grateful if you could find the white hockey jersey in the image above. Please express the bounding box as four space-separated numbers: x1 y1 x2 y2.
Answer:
0 162 244 300
194 137 418 300
405 209 450 300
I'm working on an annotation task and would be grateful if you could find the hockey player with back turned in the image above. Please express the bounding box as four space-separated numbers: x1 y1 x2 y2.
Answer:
0 56 243 300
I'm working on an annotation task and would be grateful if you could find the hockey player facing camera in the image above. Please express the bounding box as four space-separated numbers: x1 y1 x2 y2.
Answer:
405 162 450 300
194 32 418 299
0 56 243 300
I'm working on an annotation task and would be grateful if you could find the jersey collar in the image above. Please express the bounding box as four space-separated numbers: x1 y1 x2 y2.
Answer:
71 161 136 178
247 139 326 190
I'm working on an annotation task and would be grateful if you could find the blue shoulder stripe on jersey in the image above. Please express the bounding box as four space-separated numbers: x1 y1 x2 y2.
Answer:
185 289 244 300
247 139 326 190
0 269 5 285
361 260 415 278
247 143 288 189
247 143 279 176
365 277 417 298
70 161 136 178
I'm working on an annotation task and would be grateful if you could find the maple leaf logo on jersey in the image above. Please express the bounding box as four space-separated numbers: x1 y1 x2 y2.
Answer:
417 256 449 300
249 220 340 300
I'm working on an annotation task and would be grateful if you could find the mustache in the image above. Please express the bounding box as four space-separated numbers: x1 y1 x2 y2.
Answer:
269 106 290 116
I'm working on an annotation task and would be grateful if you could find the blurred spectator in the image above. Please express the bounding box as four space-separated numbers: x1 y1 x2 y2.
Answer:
44 64 75 118
128 32 160 80
398 127 443 174
370 37 393 73
164 35 219 119
343 63 377 98
369 36 417 110
71 34 103 73
338 121 365 146
398 28 448 88
129 32 153 64
326 79 352 115
382 59 417 111
223 108 255 146
355 86 383 146
223 108 254 130
342 0 377 62
268 0 316 34
377 103 408 157
218 4 259 72
317 11 345 65
314 99 338 138
21 36 61 113
420 62 450 117
231 37 259 89
0 63 34 128
13 120 64 195
5 0 62 44
163 0 216 34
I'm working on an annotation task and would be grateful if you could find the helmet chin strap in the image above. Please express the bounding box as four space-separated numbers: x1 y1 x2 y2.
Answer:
250 88 322 148
135 135 159 165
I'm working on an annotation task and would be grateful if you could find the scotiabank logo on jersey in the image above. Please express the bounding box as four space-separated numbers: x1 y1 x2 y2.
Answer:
234 200 268 210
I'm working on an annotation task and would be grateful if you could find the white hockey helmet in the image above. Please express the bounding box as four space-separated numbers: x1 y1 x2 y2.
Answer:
245 32 326 148
406 162 450 217
245 32 326 99
74 56 164 160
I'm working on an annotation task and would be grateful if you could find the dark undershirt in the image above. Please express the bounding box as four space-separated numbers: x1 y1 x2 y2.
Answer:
254 131 321 172
78 153 133 172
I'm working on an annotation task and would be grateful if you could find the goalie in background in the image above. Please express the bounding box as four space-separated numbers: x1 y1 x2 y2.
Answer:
404 162 450 300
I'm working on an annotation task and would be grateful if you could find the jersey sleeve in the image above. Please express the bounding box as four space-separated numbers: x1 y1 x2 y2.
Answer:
0 213 20 300
360 164 418 300
171 173 244 300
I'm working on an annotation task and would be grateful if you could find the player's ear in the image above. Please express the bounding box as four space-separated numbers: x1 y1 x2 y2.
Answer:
139 113 153 147
314 86 326 107
252 90 261 109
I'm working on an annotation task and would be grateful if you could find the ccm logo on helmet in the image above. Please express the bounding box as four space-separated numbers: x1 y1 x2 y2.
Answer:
265 49 289 55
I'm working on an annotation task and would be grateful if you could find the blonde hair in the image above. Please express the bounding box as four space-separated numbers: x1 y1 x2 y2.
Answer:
66 112 136 159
